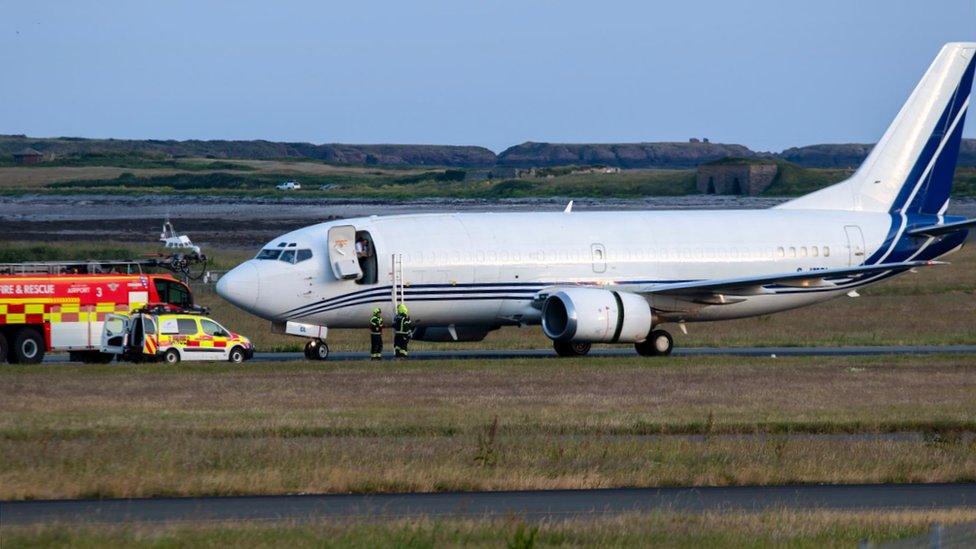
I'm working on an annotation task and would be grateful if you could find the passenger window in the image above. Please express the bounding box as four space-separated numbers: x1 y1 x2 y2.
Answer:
256 249 281 260
177 318 198 335
296 249 313 263
800 247 808 257
812 246 819 257
788 247 796 258
824 246 830 257
776 247 785 258
143 316 157 335
200 319 228 337
280 249 296 263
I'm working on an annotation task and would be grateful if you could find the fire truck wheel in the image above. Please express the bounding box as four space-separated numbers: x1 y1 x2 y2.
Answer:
0 332 7 364
91 352 114 364
228 346 246 364
12 328 44 364
163 349 181 364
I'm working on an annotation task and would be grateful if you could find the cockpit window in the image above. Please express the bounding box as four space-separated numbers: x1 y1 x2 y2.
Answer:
256 249 281 260
296 249 313 263
279 249 296 263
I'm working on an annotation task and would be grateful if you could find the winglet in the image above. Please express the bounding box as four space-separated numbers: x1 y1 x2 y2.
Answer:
563 200 574 214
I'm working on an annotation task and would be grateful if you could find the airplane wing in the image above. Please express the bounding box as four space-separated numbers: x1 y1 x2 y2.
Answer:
906 218 976 237
633 260 943 303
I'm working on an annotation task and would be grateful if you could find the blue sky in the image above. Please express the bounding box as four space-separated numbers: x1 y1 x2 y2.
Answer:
1 0 973 152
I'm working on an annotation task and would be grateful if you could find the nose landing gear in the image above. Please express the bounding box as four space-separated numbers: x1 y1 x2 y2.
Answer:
304 339 330 360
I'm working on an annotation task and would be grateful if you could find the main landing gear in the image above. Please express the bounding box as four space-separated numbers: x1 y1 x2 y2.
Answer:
552 340 592 357
635 329 673 357
304 339 330 360
552 329 674 358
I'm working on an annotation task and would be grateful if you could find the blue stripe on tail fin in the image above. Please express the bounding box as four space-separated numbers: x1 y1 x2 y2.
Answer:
899 53 974 216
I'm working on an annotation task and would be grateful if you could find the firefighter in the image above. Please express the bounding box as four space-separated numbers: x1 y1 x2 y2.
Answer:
393 303 413 359
369 307 384 360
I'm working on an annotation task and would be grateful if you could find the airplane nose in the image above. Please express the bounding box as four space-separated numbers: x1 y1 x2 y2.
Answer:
216 262 261 312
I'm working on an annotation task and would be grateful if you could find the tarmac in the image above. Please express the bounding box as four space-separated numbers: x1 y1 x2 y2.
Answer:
41 344 976 363
4 483 975 525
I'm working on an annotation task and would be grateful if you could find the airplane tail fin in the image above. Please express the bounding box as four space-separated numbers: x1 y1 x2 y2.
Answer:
777 42 975 215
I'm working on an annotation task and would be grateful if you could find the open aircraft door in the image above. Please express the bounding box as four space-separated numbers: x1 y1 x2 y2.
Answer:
100 313 130 354
328 225 363 280
844 225 866 266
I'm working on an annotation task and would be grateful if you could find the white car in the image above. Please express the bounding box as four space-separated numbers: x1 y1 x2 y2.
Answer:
276 181 301 190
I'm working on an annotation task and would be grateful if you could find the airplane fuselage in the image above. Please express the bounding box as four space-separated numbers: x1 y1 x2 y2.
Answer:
218 208 964 330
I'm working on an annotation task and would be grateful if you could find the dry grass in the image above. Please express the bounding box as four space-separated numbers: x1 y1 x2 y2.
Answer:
0 158 427 189
4 509 976 547
1 355 974 499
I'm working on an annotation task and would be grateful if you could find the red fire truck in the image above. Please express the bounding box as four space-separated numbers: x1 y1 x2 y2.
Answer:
0 260 195 364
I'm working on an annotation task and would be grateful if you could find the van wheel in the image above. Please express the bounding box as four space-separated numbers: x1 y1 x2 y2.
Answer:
0 332 8 364
553 340 591 357
228 346 246 364
163 349 181 364
12 328 44 364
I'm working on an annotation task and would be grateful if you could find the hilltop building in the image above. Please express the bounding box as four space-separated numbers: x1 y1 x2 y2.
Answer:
12 148 44 165
696 157 778 196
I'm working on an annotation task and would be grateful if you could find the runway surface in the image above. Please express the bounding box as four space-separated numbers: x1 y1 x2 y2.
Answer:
41 344 976 364
3 483 975 525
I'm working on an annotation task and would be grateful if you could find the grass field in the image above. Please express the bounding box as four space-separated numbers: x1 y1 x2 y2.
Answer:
1 354 974 500
4 510 975 548
0 155 870 199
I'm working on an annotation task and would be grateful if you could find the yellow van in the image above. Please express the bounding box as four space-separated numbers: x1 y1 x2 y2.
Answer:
102 309 253 364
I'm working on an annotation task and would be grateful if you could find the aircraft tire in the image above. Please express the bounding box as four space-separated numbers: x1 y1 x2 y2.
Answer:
305 340 330 360
553 340 591 357
636 329 673 357
314 341 330 360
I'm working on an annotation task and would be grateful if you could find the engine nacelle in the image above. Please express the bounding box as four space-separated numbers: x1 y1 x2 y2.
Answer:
542 288 653 343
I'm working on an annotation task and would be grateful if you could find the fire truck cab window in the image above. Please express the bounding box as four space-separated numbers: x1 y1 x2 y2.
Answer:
154 279 192 308
296 249 313 263
279 249 296 263
256 249 281 260
177 318 198 335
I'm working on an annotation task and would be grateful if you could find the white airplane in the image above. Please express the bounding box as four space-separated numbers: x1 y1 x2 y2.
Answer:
218 43 976 360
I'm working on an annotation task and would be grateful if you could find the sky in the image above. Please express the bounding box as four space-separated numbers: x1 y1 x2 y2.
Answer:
1 0 974 153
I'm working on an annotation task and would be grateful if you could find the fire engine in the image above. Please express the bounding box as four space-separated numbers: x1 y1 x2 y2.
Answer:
0 259 197 364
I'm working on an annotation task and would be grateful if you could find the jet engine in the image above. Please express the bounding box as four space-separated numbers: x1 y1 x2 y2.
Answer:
542 288 653 343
